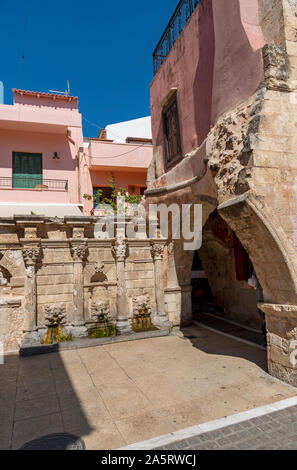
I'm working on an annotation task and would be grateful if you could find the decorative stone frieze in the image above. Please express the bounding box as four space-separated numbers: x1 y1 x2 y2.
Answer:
0 218 165 353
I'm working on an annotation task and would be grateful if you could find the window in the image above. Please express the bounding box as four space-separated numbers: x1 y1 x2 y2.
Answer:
139 186 146 196
162 94 182 167
128 185 146 195
93 187 113 208
12 152 42 189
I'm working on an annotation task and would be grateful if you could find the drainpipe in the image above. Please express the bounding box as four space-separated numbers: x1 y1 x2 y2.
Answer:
76 151 82 206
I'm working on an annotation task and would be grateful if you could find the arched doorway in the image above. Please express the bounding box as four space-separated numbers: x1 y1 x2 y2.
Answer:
164 193 297 380
191 211 259 328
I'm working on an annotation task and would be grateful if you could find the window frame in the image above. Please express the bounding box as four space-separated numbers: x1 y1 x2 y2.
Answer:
162 92 183 169
92 186 114 208
12 152 43 189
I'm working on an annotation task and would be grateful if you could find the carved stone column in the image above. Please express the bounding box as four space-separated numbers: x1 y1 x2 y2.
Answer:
151 242 171 328
21 245 41 346
70 241 88 337
165 241 182 326
112 239 132 334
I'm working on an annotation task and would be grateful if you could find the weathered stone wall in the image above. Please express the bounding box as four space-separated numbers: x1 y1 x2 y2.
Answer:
147 0 297 385
0 216 169 353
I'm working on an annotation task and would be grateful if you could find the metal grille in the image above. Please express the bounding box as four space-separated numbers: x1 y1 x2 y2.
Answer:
0 177 68 190
153 0 201 75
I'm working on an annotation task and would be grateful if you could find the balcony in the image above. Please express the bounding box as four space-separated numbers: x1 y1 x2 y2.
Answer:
0 176 68 191
88 140 152 170
153 0 201 75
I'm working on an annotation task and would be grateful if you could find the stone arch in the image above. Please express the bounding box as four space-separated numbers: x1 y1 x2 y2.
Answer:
218 193 297 305
166 192 297 326
0 249 25 278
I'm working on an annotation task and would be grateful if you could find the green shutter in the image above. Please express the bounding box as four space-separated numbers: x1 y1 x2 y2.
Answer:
12 153 42 188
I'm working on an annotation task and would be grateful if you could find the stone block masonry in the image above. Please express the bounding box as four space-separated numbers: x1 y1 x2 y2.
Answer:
0 216 171 352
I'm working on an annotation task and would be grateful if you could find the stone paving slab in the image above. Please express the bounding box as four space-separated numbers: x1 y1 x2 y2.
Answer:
1 325 296 450
157 405 297 450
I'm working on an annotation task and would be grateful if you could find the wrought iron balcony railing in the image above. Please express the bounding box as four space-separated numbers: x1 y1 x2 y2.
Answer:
0 176 68 191
153 0 201 75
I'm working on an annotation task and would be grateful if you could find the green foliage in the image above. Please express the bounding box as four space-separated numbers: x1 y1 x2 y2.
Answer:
84 178 143 213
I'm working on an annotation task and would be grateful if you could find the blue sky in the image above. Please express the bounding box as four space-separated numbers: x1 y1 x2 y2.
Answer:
0 0 178 137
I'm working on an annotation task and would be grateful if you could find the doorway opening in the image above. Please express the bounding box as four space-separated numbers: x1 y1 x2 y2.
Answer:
189 211 265 347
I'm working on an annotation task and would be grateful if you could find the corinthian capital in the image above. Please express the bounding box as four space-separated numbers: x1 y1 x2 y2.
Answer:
22 246 41 266
112 239 127 261
71 244 88 261
151 243 165 261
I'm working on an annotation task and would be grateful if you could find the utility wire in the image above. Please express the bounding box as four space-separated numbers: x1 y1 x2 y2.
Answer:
90 142 149 159
20 0 29 89
82 115 151 159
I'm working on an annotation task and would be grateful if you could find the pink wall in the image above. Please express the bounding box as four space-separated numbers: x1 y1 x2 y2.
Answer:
0 90 152 214
81 140 152 214
0 91 83 207
0 128 79 205
150 0 264 171
88 140 152 170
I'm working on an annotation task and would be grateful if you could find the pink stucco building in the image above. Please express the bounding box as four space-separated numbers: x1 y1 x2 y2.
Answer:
0 90 153 216
146 0 273 328
0 89 84 215
82 117 153 215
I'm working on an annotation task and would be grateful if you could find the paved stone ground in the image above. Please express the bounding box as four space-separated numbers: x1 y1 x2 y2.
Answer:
1 325 295 450
158 405 297 450
193 311 265 346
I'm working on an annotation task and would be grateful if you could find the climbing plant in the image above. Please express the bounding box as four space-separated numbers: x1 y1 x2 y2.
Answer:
83 178 143 213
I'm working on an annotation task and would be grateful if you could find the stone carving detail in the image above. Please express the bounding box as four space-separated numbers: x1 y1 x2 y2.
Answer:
24 227 38 239
288 327 297 341
168 241 175 255
44 305 67 327
151 243 165 260
94 261 105 274
0 270 8 286
71 244 87 260
91 301 111 322
22 247 41 266
132 295 151 317
112 240 127 261
72 227 85 239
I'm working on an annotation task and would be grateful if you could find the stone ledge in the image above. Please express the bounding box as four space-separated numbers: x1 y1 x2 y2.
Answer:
0 297 22 308
19 326 171 357
259 303 297 318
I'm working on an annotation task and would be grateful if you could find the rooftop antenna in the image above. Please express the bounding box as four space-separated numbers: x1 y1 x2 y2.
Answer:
49 80 71 96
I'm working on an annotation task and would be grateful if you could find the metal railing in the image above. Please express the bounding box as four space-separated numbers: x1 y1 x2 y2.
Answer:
153 0 201 75
0 176 68 191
